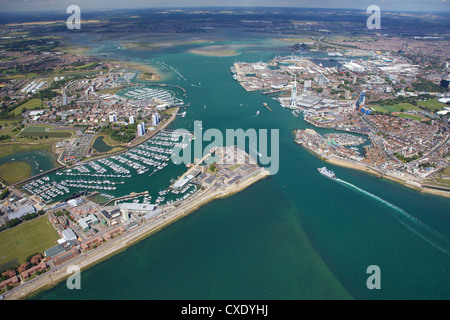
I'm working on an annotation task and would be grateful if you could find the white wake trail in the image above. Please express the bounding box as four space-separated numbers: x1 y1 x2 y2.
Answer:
335 178 450 256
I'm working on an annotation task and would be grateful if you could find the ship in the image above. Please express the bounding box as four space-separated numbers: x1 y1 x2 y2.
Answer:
317 167 336 180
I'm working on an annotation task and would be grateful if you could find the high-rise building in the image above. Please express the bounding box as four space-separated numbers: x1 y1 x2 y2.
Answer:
129 115 135 124
317 74 325 86
152 113 160 126
303 79 311 94
344 89 351 100
356 91 366 111
109 114 117 123
137 122 146 136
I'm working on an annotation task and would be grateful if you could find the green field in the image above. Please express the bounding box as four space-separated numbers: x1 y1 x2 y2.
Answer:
18 131 72 138
395 113 424 121
418 99 447 111
18 127 72 138
12 98 42 116
0 215 59 268
20 126 47 132
373 106 390 113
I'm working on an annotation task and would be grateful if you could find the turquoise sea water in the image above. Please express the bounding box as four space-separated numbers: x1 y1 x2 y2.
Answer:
32 32 450 300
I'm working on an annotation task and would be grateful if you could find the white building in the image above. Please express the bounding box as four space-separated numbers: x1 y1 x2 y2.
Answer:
137 122 146 136
151 113 160 126
62 228 77 241
342 62 365 73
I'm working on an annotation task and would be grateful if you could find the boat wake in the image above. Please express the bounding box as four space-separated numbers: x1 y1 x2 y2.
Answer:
336 178 450 256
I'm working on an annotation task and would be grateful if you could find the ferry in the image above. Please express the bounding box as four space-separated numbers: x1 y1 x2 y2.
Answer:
317 167 336 180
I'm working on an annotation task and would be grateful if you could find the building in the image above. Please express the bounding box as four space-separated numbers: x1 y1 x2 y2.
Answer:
172 175 193 190
356 91 366 111
137 122 146 136
120 203 157 222
77 214 99 231
102 226 125 241
44 240 77 258
53 248 79 266
62 228 78 241
129 115 135 124
342 62 365 73
67 197 84 207
109 114 117 123
151 113 160 126
81 236 103 251
317 74 325 86
20 262 48 280
99 208 121 226
0 275 19 290
7 205 36 220
303 80 311 93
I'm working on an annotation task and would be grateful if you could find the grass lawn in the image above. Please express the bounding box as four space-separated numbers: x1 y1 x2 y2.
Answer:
18 131 72 138
443 166 450 175
12 98 42 116
0 161 32 185
0 215 59 267
395 113 424 121
418 99 447 111
374 103 422 115
373 106 390 113
20 126 48 133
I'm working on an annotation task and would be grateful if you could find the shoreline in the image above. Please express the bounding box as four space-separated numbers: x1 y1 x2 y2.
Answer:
107 59 163 82
4 168 270 300
295 140 450 199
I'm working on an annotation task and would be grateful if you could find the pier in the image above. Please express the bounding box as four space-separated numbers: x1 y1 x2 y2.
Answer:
263 103 272 111
103 190 150 206
12 165 66 188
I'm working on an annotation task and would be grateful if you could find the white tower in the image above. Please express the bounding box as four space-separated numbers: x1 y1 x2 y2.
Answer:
290 75 297 108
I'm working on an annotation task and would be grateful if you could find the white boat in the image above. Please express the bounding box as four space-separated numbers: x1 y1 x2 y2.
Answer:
317 167 336 180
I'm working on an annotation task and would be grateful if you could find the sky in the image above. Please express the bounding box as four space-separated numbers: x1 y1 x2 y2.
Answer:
0 0 449 13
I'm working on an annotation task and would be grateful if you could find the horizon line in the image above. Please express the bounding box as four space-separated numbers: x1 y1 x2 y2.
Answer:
1 6 449 15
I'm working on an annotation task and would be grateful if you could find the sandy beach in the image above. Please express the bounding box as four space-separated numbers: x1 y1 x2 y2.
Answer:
188 45 240 57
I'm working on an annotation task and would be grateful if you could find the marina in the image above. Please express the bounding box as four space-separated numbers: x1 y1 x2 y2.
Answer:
21 130 193 205
120 86 184 106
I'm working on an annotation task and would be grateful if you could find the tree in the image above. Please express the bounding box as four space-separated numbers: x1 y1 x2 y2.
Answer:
0 188 10 200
